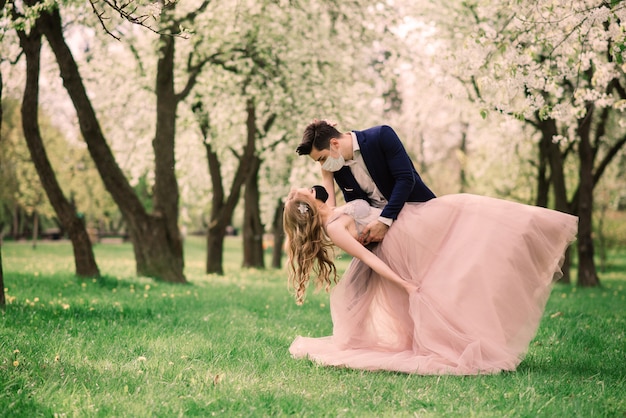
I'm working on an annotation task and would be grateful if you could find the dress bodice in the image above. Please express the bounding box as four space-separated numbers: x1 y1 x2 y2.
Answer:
326 200 382 235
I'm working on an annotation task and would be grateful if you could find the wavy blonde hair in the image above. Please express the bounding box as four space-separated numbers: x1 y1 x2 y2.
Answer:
283 189 337 305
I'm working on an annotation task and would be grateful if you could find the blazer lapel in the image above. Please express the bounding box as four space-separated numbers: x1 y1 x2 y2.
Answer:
334 166 369 202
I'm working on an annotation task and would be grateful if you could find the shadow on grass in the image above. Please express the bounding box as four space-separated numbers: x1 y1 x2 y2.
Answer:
1 300 165 329
0 376 54 417
518 352 626 382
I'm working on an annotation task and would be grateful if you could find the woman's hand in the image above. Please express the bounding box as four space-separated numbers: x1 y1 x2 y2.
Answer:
401 281 418 294
328 221 416 295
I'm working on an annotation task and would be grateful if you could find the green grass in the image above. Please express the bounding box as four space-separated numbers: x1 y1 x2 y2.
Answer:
1 237 625 417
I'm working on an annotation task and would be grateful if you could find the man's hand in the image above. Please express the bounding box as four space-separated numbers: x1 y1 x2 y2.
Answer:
358 221 389 246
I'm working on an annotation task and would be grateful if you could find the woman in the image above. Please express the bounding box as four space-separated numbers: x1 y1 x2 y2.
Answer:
283 187 578 375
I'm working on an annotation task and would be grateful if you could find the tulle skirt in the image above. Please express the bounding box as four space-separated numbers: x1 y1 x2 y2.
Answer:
289 194 578 375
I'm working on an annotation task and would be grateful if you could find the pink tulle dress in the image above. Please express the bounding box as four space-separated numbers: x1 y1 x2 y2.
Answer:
289 194 578 375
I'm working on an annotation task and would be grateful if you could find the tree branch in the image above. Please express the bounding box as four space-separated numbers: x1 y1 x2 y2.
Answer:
593 135 626 186
264 133 288 152
175 51 214 102
173 0 211 27
87 0 184 39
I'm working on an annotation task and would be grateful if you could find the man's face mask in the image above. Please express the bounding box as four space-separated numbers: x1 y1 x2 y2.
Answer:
321 145 345 172
312 185 329 203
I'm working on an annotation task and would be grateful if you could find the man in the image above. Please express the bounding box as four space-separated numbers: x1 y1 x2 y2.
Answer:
296 120 435 245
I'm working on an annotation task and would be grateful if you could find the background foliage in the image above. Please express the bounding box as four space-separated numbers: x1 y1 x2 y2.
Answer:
0 0 626 280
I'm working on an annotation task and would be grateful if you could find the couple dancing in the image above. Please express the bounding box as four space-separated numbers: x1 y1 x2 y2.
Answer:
283 120 578 375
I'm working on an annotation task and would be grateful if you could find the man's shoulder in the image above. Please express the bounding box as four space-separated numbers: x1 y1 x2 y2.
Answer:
354 125 390 133
354 125 399 147
354 125 397 137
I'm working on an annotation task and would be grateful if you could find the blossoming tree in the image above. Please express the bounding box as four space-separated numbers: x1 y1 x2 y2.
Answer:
429 0 626 285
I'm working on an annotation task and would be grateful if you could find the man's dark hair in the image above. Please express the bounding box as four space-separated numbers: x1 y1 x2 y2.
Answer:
296 120 341 155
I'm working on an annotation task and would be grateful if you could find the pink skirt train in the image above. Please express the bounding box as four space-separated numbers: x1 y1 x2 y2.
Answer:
289 194 578 374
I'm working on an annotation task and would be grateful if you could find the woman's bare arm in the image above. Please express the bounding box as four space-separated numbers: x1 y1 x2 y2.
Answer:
326 216 414 293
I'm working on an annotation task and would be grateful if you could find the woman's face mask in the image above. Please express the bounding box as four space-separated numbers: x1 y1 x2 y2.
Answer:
321 146 345 172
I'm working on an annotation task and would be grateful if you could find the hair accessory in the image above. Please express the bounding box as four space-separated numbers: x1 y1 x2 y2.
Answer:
298 203 309 214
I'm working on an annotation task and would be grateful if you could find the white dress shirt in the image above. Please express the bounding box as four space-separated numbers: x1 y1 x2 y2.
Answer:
346 132 393 226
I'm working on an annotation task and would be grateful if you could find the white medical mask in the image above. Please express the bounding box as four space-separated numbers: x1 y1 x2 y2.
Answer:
321 148 345 172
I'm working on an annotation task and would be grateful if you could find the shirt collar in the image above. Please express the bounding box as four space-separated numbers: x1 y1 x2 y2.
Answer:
351 131 360 154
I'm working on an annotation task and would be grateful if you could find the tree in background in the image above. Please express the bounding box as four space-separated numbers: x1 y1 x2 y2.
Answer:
7 0 622 286
425 0 626 286
1 61 5 308
0 97 118 243
15 8 100 277
191 98 256 275
0 100 50 241
23 0 219 282
186 0 392 273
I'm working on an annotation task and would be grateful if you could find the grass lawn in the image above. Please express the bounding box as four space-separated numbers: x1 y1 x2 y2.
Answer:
1 236 625 417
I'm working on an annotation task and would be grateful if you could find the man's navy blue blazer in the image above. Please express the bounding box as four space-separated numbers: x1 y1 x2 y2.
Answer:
333 125 436 220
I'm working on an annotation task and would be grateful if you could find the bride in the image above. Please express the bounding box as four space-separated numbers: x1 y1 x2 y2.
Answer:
283 186 578 375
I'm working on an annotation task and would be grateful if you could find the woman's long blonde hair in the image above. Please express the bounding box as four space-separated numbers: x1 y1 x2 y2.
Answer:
283 189 337 305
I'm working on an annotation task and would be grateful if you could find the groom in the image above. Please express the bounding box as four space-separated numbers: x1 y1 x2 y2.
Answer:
296 120 436 245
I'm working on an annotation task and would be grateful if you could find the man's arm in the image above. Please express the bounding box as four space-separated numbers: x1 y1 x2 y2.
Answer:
377 125 417 221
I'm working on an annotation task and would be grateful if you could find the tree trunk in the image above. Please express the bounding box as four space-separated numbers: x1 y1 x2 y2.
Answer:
570 106 625 285
271 198 285 269
576 103 600 286
31 210 39 249
207 223 227 275
241 100 264 268
0 241 4 309
535 119 550 208
37 6 185 282
538 117 572 283
0 59 2 130
18 22 100 278
150 28 185 281
242 154 264 268
203 139 252 274
549 140 570 212
535 118 569 210
128 215 183 280
458 124 468 193
194 104 233 275
0 69 4 308
12 204 19 240
204 138 231 275
192 100 255 274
